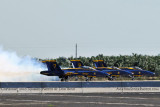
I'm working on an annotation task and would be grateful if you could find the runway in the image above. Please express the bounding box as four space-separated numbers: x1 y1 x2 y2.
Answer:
1 81 160 93
1 93 160 107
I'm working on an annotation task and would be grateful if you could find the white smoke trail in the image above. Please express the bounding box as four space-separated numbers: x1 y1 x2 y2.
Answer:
0 47 59 82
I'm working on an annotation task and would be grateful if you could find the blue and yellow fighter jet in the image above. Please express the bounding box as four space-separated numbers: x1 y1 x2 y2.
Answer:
70 60 133 80
93 60 134 79
40 60 111 81
119 67 155 77
93 60 155 78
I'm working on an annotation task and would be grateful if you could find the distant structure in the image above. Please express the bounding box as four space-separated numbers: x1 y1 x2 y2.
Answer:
75 43 77 58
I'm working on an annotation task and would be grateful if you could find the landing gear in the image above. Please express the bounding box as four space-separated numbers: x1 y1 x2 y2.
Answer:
65 76 69 81
75 76 78 81
61 78 65 81
86 77 89 81
131 76 135 80
112 77 117 80
89 77 93 81
108 76 113 81
61 76 69 82
129 75 135 80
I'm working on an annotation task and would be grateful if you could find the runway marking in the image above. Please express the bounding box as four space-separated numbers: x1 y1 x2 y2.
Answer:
4 99 160 106
0 102 47 106
0 103 12 106
44 94 160 100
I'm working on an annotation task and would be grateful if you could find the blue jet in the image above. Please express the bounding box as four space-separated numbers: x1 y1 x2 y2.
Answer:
92 60 134 79
119 67 155 77
40 60 111 81
70 60 134 80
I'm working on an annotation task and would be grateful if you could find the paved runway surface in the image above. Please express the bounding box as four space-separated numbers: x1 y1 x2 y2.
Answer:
0 93 160 107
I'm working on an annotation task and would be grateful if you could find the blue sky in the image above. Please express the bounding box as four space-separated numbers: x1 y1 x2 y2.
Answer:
0 0 160 58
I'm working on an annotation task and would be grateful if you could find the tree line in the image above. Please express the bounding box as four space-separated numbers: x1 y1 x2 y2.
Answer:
40 53 160 75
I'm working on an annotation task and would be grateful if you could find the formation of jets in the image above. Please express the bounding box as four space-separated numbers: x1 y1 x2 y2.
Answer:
40 60 155 81
93 60 155 79
40 60 112 81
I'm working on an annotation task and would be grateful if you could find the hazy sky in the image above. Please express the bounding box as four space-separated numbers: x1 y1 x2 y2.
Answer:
0 0 160 58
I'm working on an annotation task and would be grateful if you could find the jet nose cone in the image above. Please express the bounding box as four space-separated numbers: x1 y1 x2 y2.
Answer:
40 71 46 74
40 71 44 74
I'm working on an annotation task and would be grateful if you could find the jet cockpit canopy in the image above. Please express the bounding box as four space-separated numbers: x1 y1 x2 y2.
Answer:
81 66 97 71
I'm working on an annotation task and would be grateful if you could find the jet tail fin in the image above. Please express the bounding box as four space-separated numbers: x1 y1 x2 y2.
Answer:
42 60 64 75
93 60 107 68
70 60 84 68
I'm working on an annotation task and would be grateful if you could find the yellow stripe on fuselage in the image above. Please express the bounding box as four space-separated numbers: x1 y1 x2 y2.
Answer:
93 60 104 62
133 75 142 77
65 72 74 76
119 67 134 69
106 72 112 74
111 75 120 77
88 76 96 77
97 67 112 69
82 73 89 75
74 73 78 74
62 68 83 70
70 60 81 61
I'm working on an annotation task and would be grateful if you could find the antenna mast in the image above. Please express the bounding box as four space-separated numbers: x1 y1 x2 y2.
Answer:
75 43 77 58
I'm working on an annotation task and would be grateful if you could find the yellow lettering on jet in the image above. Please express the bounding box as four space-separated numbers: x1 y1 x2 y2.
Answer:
107 72 112 74
65 72 73 76
53 64 56 68
78 63 82 67
82 73 88 75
